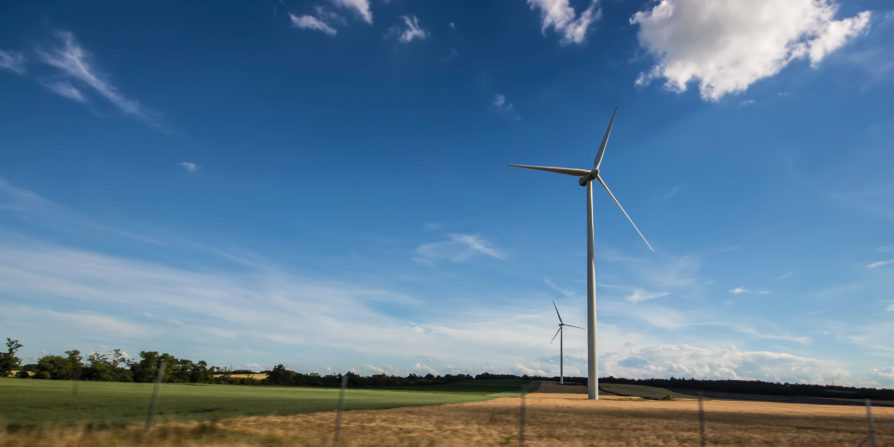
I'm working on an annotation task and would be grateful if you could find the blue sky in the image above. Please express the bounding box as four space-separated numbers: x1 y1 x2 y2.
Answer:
1 0 893 386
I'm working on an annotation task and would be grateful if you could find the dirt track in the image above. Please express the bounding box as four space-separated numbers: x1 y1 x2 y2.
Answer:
223 382 894 446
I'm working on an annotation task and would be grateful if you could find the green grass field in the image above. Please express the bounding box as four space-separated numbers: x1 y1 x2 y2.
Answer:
0 378 537 428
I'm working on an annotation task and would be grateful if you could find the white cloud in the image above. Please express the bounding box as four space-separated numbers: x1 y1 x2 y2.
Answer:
492 93 521 121
180 161 197 172
411 362 439 376
730 286 769 295
330 0 372 24
40 80 87 103
777 271 793 280
528 0 601 45
867 367 894 388
738 99 755 107
36 31 163 128
866 259 894 269
0 49 26 74
604 344 849 384
397 15 428 44
631 0 871 101
449 22 456 29
289 13 337 36
625 288 669 303
886 303 894 312
415 233 504 264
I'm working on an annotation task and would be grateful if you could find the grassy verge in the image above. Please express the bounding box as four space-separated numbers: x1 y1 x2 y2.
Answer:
0 377 535 428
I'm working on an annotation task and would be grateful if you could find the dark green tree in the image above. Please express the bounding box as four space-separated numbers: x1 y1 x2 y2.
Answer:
35 355 74 379
0 338 23 376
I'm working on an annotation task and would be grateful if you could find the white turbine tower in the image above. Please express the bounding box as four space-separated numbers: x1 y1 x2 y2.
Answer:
550 300 582 385
510 107 654 400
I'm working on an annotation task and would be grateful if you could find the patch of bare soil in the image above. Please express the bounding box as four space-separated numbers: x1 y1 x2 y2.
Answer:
222 382 893 446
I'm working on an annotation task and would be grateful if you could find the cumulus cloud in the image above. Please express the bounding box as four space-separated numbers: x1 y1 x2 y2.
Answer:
528 0 601 45
604 344 849 384
492 93 521 121
866 259 894 269
35 31 163 128
180 161 197 172
330 0 372 24
0 49 26 74
415 233 504 264
867 367 894 388
631 0 871 101
289 13 338 36
397 15 428 44
625 288 669 303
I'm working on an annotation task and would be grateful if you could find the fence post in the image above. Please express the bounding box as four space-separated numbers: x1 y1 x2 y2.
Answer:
865 398 878 447
698 392 706 447
333 374 348 447
519 384 527 447
144 359 166 436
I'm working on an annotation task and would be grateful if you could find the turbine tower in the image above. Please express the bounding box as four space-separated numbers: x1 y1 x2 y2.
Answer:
550 300 582 385
510 107 653 400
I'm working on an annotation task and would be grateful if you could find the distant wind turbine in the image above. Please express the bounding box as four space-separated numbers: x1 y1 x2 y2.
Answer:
510 107 654 400
550 300 582 385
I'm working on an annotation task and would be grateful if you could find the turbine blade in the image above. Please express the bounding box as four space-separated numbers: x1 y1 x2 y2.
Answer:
549 327 561 344
509 164 591 177
552 300 564 324
566 324 584 329
596 175 655 252
594 107 618 170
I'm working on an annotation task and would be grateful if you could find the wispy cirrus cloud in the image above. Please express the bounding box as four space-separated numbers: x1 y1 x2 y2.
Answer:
492 93 521 121
1 179 883 385
39 79 87 103
415 233 504 264
625 288 669 303
730 286 770 295
0 49 27 74
866 259 894 269
35 31 164 130
330 0 372 24
180 161 198 172
527 0 601 45
289 13 338 36
631 0 871 101
396 15 428 44
777 271 793 280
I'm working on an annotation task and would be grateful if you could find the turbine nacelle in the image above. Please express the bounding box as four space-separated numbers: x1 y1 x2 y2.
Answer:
578 170 598 186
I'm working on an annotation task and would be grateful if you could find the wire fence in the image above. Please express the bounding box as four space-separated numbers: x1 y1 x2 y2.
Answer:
1 365 889 446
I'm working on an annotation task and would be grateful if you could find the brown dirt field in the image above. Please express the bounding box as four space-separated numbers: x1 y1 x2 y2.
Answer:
221 381 893 446
2 382 891 446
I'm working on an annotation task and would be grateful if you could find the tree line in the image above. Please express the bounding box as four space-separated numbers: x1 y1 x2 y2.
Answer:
4 338 892 398
1 339 507 387
1 338 215 383
600 376 894 401
256 364 477 387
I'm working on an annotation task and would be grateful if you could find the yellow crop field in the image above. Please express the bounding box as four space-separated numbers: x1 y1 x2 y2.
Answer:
2 382 890 446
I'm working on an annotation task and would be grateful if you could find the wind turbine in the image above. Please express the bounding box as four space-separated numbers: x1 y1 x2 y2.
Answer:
510 107 654 400
550 300 582 385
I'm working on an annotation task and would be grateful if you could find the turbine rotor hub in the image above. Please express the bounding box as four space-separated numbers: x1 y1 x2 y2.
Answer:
579 170 597 186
